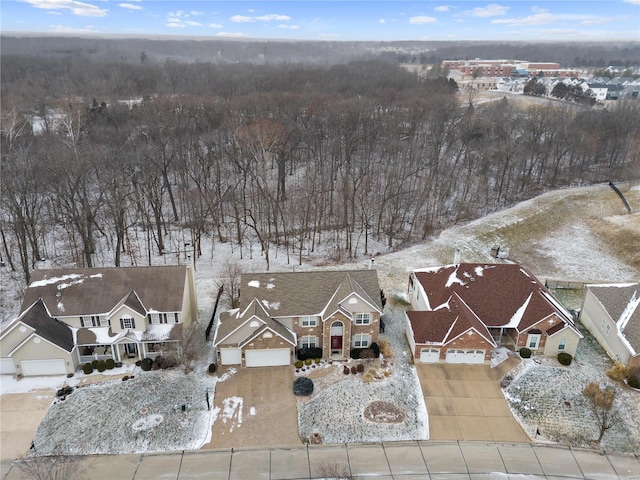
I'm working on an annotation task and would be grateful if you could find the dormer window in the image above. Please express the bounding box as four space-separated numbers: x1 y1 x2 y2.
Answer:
355 313 371 325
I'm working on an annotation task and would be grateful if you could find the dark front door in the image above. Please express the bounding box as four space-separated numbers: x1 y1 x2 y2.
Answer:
331 335 342 350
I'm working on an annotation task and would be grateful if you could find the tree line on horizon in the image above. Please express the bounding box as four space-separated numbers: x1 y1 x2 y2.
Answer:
1 58 639 283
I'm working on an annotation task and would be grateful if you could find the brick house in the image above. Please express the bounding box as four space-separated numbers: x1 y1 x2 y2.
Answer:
406 263 582 364
214 270 383 367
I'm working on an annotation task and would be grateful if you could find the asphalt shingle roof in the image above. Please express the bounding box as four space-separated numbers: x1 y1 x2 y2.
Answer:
588 283 640 354
18 299 74 352
414 263 566 331
21 266 188 318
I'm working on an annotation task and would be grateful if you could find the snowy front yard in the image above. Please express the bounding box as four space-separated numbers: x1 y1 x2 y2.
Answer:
30 369 228 455
504 325 640 454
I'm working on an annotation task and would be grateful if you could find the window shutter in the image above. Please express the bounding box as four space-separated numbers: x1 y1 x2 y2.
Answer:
120 318 124 329
132 318 136 329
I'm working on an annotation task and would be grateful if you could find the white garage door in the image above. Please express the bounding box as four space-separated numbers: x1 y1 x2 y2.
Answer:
220 348 242 365
20 359 66 376
445 349 485 364
419 348 440 363
245 348 290 367
1 358 16 374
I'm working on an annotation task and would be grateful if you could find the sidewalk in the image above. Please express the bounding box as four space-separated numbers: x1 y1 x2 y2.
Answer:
3 441 639 479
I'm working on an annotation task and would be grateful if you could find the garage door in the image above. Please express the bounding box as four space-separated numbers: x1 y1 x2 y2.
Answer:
445 349 485 364
1 358 16 374
220 348 242 365
245 348 290 367
419 348 440 363
20 359 66 376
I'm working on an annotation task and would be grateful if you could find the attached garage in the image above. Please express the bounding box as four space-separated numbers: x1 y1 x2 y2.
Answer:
245 348 290 367
20 359 67 376
1 358 16 374
445 349 485 364
419 348 440 363
219 348 242 365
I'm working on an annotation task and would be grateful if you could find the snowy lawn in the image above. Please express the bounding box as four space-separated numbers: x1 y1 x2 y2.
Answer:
504 324 640 454
297 301 429 444
29 368 237 455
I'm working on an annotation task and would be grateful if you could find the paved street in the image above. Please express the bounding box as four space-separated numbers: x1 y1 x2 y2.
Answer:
2 441 639 479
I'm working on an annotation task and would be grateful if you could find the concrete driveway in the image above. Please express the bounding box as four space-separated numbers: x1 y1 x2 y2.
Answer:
201 365 302 450
416 358 529 442
0 391 54 462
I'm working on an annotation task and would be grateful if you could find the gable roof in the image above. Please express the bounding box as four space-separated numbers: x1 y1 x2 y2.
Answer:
587 283 640 355
214 298 296 347
413 263 575 332
15 299 75 353
407 295 496 347
239 270 383 318
21 266 188 318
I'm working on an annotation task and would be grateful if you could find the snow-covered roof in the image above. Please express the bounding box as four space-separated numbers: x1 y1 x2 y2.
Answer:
587 283 640 355
21 266 188 318
412 263 575 332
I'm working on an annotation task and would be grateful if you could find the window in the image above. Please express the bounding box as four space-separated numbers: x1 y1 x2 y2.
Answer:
605 324 611 336
355 313 371 325
300 335 317 349
121 316 134 329
601 318 607 331
174 313 179 323
99 317 110 327
527 333 541 349
558 339 567 351
81 316 103 327
353 334 370 348
148 313 169 325
301 316 318 327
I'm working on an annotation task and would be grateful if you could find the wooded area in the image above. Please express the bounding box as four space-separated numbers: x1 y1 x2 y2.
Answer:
1 52 639 283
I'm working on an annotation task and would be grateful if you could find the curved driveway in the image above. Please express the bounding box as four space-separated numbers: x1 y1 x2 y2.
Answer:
2 441 639 479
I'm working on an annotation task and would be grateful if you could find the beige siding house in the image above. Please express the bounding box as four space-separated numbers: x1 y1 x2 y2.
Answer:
214 270 383 367
0 265 198 376
579 283 640 368
406 263 582 364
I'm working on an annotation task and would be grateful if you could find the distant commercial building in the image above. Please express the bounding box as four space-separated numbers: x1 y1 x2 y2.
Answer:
443 59 580 78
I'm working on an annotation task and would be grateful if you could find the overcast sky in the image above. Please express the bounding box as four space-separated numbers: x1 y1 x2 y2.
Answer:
2 1 639 41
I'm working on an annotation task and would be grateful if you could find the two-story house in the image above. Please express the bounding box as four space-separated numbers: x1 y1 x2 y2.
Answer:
214 270 383 367
0 265 198 376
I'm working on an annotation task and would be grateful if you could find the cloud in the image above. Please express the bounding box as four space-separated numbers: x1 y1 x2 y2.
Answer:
581 17 614 25
434 5 451 12
166 10 201 28
216 32 248 37
231 13 290 23
25 0 108 17
209 23 223 29
49 24 98 33
467 3 509 17
623 0 640 4
119 3 142 11
277 24 300 29
409 16 437 24
379 19 386 24
492 9 601 26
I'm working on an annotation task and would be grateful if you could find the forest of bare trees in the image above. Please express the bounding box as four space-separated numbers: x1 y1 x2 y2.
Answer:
1 52 639 283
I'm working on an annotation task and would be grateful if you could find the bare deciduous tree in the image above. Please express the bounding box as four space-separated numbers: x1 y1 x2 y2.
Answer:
583 381 619 444
14 452 87 480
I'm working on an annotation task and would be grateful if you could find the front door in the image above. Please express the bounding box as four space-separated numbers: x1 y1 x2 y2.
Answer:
330 321 344 355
